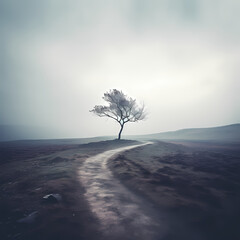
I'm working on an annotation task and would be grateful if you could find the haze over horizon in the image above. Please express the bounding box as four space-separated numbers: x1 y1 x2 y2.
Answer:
1 0 240 140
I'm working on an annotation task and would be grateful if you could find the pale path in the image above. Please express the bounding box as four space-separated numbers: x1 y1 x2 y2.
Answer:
79 142 164 240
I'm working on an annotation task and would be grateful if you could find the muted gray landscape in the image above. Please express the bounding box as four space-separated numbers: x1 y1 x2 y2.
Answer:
1 124 240 240
1 1 240 239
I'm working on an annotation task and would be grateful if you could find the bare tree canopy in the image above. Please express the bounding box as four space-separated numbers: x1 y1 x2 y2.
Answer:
90 89 146 140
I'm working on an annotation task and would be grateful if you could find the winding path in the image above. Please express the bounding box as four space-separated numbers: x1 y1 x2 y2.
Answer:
78 142 163 240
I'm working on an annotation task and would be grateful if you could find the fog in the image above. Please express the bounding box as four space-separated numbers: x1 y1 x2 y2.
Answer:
1 0 240 140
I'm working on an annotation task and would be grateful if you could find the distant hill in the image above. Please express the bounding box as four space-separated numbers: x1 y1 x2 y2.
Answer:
136 124 240 142
1 123 240 143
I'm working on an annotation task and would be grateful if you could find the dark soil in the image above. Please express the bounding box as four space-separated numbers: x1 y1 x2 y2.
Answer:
1 138 240 240
108 140 240 240
0 139 138 240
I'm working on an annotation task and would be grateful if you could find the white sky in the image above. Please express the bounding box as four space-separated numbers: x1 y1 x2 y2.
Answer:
1 0 240 138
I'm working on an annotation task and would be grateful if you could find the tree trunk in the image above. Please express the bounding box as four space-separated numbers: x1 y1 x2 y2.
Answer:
118 124 124 140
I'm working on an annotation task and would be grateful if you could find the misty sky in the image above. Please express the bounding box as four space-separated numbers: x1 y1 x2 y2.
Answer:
1 0 240 139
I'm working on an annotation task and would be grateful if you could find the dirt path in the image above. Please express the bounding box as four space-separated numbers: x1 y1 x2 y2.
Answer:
79 142 164 240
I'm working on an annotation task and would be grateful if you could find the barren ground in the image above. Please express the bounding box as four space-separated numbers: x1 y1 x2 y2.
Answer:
109 140 240 240
0 139 240 240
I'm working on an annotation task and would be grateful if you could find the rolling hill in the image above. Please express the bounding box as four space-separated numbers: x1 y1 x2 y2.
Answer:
139 124 240 142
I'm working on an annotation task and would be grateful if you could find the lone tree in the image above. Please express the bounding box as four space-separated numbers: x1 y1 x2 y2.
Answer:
90 89 146 140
